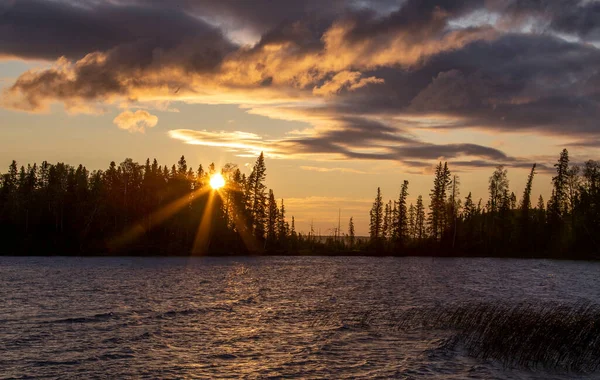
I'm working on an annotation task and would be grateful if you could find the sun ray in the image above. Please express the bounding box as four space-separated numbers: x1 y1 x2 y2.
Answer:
109 186 211 250
192 189 218 255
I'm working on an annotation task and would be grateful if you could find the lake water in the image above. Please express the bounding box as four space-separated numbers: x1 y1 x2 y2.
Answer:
1 256 600 379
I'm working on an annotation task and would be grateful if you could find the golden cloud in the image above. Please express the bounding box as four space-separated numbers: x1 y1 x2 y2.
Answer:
113 110 158 133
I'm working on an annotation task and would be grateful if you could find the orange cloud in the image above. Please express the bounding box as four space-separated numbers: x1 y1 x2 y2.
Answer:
113 110 158 133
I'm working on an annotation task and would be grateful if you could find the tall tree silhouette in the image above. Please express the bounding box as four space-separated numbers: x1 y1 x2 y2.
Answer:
429 162 451 240
267 189 278 249
369 187 383 241
519 164 536 250
348 217 355 249
395 180 409 248
247 152 267 241
415 195 425 240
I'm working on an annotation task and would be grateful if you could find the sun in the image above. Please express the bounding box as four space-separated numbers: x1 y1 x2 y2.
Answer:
209 173 226 190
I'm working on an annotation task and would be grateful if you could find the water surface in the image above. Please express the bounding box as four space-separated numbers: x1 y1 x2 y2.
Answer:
1 256 599 379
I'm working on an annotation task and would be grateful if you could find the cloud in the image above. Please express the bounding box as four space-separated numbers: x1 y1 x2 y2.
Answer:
168 116 539 171
312 70 384 96
300 166 367 174
113 110 158 133
167 129 272 156
2 0 600 170
0 0 235 61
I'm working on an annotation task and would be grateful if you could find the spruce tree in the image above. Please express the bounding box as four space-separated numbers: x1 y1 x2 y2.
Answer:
429 162 451 240
408 204 416 239
348 217 355 249
549 149 570 223
488 165 509 214
267 189 278 246
369 187 383 240
396 180 409 246
415 195 425 240
278 199 287 242
247 152 267 241
519 164 536 247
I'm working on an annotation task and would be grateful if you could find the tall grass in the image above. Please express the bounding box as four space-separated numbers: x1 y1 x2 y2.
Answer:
332 301 600 372
389 301 600 372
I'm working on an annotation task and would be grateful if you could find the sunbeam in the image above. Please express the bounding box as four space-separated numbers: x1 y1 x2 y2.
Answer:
109 186 211 250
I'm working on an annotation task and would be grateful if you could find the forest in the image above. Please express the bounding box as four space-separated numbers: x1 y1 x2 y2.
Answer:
0 149 598 258
366 149 600 259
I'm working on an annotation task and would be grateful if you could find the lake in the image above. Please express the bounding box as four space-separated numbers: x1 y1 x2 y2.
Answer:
1 256 599 379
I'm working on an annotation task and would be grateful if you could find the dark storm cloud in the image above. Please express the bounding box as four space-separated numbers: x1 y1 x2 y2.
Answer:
0 0 234 60
326 33 600 136
497 0 600 42
551 1 600 41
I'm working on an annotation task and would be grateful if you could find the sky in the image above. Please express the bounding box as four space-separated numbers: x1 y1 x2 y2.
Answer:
1 0 599 235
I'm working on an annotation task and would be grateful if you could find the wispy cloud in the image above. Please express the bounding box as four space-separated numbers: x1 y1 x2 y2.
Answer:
167 129 275 156
300 166 367 174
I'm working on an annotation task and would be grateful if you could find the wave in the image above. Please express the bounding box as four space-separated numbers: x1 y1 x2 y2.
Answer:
47 312 119 324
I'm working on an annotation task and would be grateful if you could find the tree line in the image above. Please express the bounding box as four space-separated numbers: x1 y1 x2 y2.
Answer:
366 149 600 259
1 148 598 258
0 153 303 255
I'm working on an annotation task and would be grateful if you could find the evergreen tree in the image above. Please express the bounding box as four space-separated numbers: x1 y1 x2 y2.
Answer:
519 164 536 248
383 200 393 240
415 195 425 240
396 180 409 246
278 199 287 242
429 162 451 240
521 164 536 213
464 192 476 220
177 155 187 175
369 187 383 240
348 217 355 249
267 189 278 247
408 203 416 239
488 165 509 214
247 152 267 241
550 149 570 221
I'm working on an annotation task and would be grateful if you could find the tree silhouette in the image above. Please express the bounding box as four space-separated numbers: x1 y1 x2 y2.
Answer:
1 148 599 258
369 187 383 241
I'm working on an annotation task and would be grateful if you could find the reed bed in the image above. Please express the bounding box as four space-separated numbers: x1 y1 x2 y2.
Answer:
386 301 600 372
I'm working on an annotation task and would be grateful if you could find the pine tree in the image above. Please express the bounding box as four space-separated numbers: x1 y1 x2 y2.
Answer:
247 152 267 241
464 192 475 220
521 164 536 214
267 189 278 247
537 195 545 211
382 201 391 240
369 187 383 240
550 149 569 222
278 199 287 242
348 217 355 249
396 180 409 246
408 204 416 239
415 195 425 240
488 165 509 214
429 162 451 240
177 155 187 175
510 192 517 210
